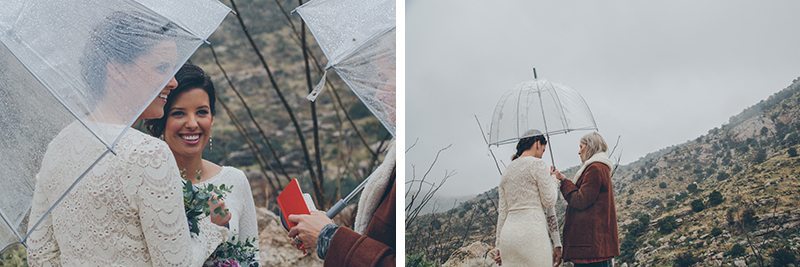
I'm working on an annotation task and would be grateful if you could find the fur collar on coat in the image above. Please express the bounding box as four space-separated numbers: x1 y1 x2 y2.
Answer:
570 151 613 182
354 141 396 233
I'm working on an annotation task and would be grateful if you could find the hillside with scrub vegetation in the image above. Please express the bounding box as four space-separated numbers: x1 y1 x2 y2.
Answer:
407 77 800 266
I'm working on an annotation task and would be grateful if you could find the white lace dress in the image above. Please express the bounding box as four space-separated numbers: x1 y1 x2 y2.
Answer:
27 123 228 266
194 166 260 261
496 156 562 267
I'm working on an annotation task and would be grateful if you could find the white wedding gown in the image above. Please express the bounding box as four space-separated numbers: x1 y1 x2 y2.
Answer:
496 156 561 267
195 166 261 261
27 122 228 266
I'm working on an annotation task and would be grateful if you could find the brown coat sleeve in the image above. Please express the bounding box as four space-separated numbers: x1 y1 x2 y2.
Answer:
324 227 395 267
560 164 607 210
324 180 396 267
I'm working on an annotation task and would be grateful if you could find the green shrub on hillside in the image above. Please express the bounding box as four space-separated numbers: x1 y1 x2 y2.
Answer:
727 244 746 257
741 208 758 230
658 215 678 234
716 172 730 181
407 253 437 267
687 183 698 193
710 227 722 237
708 190 724 206
674 252 699 267
690 199 705 212
770 248 797 266
620 213 650 263
754 149 768 163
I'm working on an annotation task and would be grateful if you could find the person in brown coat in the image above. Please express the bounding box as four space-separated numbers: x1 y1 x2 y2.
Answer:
288 143 396 267
551 132 619 267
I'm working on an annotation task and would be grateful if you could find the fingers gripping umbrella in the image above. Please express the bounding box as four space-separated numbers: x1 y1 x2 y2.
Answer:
487 71 598 168
0 0 229 251
294 0 395 218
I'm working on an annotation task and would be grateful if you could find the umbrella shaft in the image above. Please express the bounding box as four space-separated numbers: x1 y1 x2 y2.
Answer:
546 133 556 168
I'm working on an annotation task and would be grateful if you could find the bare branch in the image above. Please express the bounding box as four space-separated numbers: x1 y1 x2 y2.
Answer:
298 0 326 206
229 0 323 207
269 0 377 158
406 137 420 153
608 135 622 158
474 114 502 175
208 44 291 184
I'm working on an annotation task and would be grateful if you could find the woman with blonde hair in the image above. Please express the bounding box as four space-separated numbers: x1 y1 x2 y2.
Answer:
551 132 619 267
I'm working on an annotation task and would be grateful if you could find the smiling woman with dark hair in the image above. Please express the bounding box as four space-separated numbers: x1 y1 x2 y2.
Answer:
146 63 261 265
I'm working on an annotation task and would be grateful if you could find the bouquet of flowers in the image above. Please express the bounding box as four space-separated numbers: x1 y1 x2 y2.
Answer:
204 236 260 267
182 169 232 235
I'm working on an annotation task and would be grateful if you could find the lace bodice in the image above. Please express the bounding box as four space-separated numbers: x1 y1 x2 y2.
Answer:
195 166 260 260
27 123 228 266
496 156 562 247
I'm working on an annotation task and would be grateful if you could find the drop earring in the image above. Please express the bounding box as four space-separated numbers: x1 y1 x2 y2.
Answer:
209 135 213 151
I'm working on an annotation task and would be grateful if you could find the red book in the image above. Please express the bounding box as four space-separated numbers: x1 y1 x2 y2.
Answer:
277 178 311 229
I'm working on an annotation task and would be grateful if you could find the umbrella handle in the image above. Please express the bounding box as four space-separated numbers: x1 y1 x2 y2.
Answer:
326 199 347 219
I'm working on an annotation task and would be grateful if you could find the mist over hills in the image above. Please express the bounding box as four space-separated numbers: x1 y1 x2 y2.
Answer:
407 77 800 266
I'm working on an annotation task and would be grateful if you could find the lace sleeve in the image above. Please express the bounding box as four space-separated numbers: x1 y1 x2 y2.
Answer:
528 161 558 210
495 184 507 247
529 161 561 247
544 203 562 247
26 175 62 267
237 172 261 261
135 141 227 266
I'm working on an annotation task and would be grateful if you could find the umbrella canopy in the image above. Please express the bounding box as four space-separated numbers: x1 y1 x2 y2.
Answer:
295 0 396 135
0 0 229 250
488 79 598 147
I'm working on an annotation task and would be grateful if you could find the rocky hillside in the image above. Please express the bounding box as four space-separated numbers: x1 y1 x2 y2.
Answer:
407 77 800 266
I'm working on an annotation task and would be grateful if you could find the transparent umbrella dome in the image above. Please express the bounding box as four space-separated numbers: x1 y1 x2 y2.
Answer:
0 0 229 251
296 0 396 135
488 79 598 146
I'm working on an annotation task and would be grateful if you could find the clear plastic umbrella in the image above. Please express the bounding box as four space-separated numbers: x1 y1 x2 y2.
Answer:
488 76 598 167
295 0 396 136
292 0 395 219
0 0 229 251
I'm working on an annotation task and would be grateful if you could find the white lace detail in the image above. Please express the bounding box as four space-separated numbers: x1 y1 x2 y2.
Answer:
27 125 227 266
195 166 261 261
496 156 561 249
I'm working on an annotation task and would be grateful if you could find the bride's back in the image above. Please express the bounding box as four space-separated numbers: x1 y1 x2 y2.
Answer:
29 123 182 265
499 156 550 210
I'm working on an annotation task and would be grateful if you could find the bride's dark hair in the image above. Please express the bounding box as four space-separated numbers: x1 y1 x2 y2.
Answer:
145 63 216 137
511 134 547 160
81 11 177 108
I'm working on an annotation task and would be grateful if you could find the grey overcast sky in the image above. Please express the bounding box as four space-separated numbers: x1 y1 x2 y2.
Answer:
406 1 800 197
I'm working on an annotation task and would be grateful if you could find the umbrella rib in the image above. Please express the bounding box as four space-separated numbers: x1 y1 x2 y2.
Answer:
536 82 556 167
549 83 569 130
515 82 524 139
334 69 395 135
127 0 205 42
328 27 395 69
22 149 112 244
578 92 599 131
0 40 116 154
0 208 23 245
